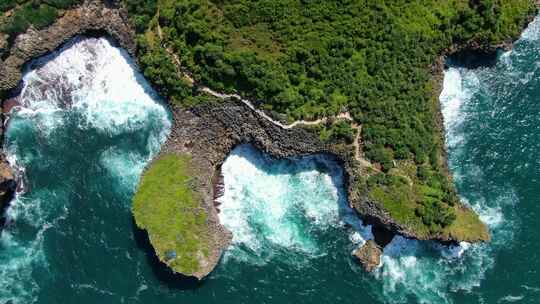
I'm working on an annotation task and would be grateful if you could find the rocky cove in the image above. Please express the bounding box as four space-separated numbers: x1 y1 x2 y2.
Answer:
0 0 527 281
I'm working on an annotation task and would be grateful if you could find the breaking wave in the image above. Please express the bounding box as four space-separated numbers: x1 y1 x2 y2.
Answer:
218 144 372 265
0 37 171 304
1 13 539 304
216 15 540 302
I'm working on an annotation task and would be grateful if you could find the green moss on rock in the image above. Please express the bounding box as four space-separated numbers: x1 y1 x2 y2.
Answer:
132 153 211 277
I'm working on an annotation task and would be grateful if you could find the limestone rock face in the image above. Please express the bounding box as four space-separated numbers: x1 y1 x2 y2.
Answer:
0 0 135 92
156 99 330 278
0 157 15 227
353 240 382 272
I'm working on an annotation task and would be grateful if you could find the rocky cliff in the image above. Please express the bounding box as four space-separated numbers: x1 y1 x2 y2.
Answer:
153 98 336 278
1 0 532 278
0 0 134 220
0 0 135 93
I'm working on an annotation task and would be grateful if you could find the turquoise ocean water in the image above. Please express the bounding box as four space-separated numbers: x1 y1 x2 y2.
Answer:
2 15 540 303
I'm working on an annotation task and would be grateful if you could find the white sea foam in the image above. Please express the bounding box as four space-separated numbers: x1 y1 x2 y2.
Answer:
375 235 491 303
217 75 508 302
100 148 148 191
357 66 486 303
13 36 171 192
0 197 67 304
17 37 171 138
1 36 171 303
499 295 525 303
367 26 536 301
439 67 482 150
218 144 372 264
0 230 45 304
440 242 471 259
440 68 466 129
520 15 540 41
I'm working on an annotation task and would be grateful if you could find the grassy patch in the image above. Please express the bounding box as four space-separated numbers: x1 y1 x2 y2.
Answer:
227 23 284 60
366 161 488 241
442 207 490 242
132 153 211 276
368 177 431 238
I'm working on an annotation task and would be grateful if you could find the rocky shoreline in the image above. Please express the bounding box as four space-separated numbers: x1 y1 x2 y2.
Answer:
0 0 135 94
0 0 136 229
155 98 338 278
0 0 537 277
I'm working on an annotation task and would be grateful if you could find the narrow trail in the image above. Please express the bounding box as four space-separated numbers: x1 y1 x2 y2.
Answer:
157 25 371 167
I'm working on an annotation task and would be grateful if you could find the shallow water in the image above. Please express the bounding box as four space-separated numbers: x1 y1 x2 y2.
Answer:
2 15 540 303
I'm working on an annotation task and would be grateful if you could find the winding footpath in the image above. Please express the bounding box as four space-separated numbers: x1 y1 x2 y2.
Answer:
157 23 371 168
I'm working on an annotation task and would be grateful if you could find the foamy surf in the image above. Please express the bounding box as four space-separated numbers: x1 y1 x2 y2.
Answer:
361 32 535 302
0 229 44 304
216 107 501 304
214 61 505 303
1 36 171 304
0 12 538 303
17 37 171 137
217 144 373 264
213 18 538 302
520 15 540 41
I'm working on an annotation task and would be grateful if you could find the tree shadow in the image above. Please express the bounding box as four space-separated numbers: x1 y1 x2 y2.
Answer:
131 217 203 290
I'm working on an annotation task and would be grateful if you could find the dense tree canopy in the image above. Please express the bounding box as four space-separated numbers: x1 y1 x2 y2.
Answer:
124 0 535 235
2 0 534 236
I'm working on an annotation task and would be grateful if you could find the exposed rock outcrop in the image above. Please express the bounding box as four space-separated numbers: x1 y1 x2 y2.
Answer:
351 226 393 273
155 99 336 278
353 240 382 272
0 156 15 228
2 0 535 277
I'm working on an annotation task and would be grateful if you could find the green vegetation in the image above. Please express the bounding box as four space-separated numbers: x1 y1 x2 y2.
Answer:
0 0 520 245
306 120 356 144
132 153 211 276
365 161 488 240
0 0 82 45
124 0 535 239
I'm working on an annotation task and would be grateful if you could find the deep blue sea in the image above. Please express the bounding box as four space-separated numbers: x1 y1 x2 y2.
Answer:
2 15 540 304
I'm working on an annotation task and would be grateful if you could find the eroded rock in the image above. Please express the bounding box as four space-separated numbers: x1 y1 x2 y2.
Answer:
0 156 15 227
150 98 333 278
0 0 135 92
353 240 382 272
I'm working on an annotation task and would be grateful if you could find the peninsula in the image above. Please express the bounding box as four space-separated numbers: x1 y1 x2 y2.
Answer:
0 0 537 279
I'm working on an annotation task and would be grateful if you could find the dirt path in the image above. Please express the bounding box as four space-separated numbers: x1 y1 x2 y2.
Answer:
157 26 371 166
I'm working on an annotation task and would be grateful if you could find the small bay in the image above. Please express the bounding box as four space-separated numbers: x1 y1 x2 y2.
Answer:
2 13 540 303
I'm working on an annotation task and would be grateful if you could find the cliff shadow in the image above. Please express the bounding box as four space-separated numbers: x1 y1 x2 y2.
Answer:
446 48 501 69
0 180 17 230
131 217 203 290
